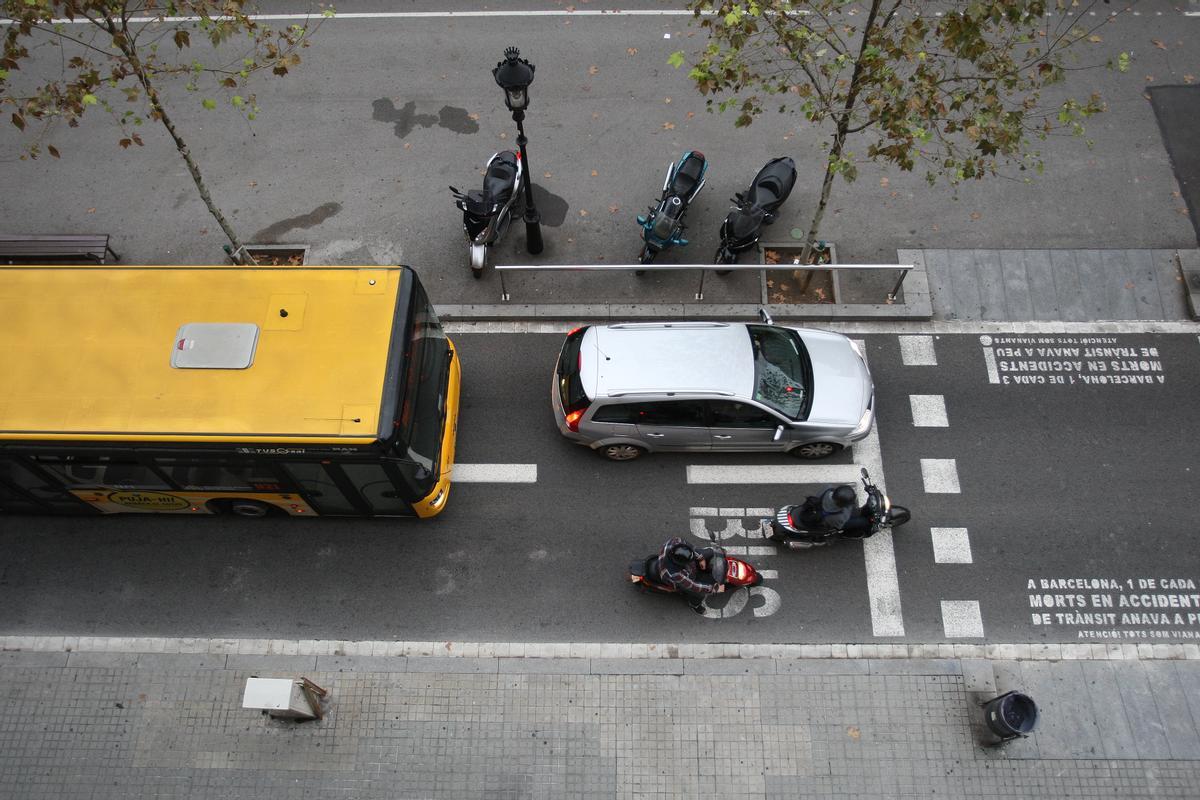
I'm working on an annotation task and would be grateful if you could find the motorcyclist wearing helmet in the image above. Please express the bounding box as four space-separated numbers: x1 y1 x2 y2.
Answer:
800 485 873 538
655 536 726 613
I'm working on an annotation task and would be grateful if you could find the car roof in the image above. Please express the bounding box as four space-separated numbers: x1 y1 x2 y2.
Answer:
582 322 754 399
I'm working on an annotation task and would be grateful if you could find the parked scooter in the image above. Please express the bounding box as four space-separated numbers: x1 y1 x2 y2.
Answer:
628 544 762 595
636 150 708 266
715 156 796 273
449 150 523 278
767 468 911 549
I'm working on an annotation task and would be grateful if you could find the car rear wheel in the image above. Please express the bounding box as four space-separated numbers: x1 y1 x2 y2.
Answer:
600 444 645 461
790 442 842 460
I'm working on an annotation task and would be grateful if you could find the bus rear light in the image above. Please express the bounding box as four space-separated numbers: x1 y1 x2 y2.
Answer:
565 409 585 432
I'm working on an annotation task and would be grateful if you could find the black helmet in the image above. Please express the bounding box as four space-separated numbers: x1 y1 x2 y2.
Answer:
832 485 857 508
667 543 695 567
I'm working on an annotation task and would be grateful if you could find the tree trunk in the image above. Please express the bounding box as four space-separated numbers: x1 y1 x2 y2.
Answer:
114 23 254 264
800 0 885 267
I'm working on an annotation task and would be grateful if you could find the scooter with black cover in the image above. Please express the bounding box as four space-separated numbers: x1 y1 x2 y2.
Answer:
450 150 523 278
715 156 796 273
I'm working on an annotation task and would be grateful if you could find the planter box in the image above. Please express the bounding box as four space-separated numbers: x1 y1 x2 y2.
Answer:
244 244 309 266
758 241 840 304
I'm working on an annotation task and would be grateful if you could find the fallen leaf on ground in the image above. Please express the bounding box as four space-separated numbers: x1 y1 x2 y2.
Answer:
970 211 981 220
665 97 672 103
592 112 601 120
1185 75 1196 84
1152 39 1167 50
608 204 620 214
86 207 96 214
880 177 889 188
1145 75 1155 82
499 132 508 139
544 172 553 178
404 142 412 149
663 121 676 130
848 727 861 740
627 47 638 55
686 112 695 119
248 180 257 187
579 209 589 217
1125 281 1135 289
591 169 599 177
1088 35 1102 43
468 113 479 121
588 65 599 75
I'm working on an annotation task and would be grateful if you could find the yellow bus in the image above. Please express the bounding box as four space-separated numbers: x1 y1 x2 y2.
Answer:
0 265 460 518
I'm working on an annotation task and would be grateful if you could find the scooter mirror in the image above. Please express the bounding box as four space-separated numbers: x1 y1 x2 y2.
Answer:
637 215 647 226
449 185 460 194
674 238 689 247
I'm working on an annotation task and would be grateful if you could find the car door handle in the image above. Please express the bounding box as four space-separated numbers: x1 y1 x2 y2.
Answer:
645 433 665 438
713 435 733 439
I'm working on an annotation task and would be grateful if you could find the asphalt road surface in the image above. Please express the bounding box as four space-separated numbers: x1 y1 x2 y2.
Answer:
2 327 1197 645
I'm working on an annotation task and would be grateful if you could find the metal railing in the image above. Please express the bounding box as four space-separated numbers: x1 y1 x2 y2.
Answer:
493 262 914 303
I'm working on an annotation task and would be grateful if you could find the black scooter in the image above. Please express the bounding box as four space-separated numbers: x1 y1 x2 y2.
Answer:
450 150 523 278
715 157 797 272
766 468 911 549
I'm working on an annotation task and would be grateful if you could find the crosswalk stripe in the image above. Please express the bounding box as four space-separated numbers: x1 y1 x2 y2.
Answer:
452 464 537 482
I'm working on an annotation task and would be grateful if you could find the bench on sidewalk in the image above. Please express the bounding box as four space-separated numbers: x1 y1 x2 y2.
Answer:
0 234 120 264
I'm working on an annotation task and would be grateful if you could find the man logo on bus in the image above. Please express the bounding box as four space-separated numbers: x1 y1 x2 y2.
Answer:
107 491 191 510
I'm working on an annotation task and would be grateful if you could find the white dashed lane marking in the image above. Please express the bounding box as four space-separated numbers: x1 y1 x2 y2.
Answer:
909 395 949 427
899 335 938 366
687 465 865 484
920 459 961 493
931 527 973 564
941 600 985 638
452 464 537 482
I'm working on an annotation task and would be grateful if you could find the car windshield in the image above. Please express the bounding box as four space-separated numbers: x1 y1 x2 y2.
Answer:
748 325 810 419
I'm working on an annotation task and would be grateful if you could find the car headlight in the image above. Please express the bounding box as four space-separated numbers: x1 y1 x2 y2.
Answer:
850 406 874 437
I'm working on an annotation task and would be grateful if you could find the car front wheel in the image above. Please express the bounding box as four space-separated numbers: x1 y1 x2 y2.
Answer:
790 442 842 460
600 444 645 461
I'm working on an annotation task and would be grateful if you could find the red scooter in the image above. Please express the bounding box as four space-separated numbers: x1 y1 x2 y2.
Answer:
628 546 762 595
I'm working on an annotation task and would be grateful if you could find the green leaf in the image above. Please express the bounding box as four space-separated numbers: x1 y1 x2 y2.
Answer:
231 95 244 107
667 51 685 69
201 98 217 110
82 94 98 106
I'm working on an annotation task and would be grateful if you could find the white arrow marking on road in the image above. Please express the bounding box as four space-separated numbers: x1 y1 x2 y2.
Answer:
452 464 537 482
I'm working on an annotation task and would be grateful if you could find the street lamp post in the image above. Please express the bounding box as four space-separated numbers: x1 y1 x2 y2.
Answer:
493 47 543 255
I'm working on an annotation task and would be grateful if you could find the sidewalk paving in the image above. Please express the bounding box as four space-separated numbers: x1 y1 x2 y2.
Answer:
3 638 1199 799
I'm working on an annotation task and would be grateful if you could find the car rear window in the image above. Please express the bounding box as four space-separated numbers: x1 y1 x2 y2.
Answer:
556 327 591 414
748 325 812 420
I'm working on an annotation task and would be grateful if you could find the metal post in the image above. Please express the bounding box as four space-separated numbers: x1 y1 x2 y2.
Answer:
696 269 707 301
513 112 543 255
888 268 910 302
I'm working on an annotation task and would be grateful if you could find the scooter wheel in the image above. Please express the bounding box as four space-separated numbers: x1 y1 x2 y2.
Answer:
713 247 733 275
637 245 655 265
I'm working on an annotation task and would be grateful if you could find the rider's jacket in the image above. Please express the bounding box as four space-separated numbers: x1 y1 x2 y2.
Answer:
655 536 722 595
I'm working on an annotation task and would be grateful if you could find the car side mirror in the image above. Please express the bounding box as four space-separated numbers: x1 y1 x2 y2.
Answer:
773 425 784 442
758 308 775 326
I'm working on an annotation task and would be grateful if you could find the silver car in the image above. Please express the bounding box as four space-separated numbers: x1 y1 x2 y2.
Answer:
551 312 874 461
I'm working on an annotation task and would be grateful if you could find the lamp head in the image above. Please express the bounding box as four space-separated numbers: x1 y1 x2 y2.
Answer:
493 46 535 111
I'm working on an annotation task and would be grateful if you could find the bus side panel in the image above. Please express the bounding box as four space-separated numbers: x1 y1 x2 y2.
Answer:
68 488 316 515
